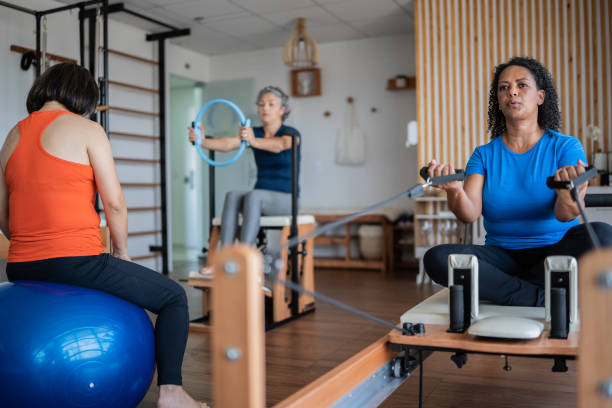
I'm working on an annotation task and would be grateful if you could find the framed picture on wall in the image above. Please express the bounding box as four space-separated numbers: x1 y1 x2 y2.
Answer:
291 67 321 97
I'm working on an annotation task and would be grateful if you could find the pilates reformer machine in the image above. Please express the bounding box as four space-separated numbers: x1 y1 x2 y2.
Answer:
208 167 611 407
187 100 315 330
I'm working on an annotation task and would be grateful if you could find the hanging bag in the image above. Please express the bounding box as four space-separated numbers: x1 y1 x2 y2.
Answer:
335 100 366 165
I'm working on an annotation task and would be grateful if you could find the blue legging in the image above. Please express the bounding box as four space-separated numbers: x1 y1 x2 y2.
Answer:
423 222 612 306
7 254 188 386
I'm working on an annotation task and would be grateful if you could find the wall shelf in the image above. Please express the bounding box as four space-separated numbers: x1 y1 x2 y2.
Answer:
386 76 416 90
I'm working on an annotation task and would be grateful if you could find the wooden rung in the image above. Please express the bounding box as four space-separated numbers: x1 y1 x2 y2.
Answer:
10 44 77 64
314 236 348 245
131 252 162 261
121 182 161 187
394 243 414 249
314 236 359 245
114 157 160 164
109 131 159 140
97 105 159 117
314 258 384 270
128 230 162 237
128 206 162 212
109 80 159 94
104 47 159 65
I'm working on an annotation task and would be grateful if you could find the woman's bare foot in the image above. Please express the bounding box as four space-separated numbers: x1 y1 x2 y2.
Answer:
188 266 214 279
198 266 214 276
158 384 209 408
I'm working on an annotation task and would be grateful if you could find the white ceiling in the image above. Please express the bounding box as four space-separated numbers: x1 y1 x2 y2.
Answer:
18 0 414 56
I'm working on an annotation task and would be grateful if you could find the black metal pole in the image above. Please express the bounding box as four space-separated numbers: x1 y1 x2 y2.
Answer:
158 38 169 275
79 6 85 66
419 350 424 408
289 133 299 316
87 15 95 74
209 151 216 238
102 0 109 133
38 0 103 17
35 13 41 77
124 8 178 31
0 1 35 15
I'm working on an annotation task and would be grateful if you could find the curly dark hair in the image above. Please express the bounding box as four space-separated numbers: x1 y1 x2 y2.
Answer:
487 56 561 138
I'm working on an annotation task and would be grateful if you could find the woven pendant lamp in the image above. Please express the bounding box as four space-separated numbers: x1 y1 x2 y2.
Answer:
283 18 319 67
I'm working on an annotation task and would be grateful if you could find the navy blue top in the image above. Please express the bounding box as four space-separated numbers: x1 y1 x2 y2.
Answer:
252 125 301 194
465 129 587 249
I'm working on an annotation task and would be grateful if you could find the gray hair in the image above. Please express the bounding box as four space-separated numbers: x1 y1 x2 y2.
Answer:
256 85 290 121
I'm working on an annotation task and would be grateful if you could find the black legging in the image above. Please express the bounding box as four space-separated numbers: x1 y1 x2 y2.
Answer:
7 253 188 386
423 222 612 306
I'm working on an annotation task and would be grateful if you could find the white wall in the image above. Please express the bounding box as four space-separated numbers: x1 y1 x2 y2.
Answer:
167 44 210 83
0 3 417 269
209 34 418 211
0 5 80 133
0 2 210 271
0 3 209 146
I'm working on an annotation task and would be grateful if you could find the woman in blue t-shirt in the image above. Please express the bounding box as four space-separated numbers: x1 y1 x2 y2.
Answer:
189 86 300 274
423 56 612 306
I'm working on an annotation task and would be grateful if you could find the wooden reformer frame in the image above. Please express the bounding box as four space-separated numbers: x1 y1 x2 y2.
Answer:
188 221 315 331
212 245 611 407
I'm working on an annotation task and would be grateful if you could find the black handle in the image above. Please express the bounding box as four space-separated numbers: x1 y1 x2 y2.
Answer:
280 128 300 138
190 121 196 146
419 166 465 180
419 166 430 180
546 166 597 189
419 167 465 185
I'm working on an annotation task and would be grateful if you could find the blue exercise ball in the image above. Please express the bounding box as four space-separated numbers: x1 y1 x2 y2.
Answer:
0 281 155 408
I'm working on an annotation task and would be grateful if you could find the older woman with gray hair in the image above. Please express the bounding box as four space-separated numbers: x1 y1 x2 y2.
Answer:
188 86 301 274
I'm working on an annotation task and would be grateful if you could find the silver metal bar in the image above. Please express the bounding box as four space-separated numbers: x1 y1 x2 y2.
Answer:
331 351 432 408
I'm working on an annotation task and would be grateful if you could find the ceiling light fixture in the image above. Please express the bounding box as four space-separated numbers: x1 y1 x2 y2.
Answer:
283 18 319 67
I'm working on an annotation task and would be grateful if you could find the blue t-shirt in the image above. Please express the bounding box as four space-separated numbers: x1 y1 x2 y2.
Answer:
465 129 587 249
252 125 301 194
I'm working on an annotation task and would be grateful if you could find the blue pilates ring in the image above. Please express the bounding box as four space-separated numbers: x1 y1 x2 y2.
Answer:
192 99 251 167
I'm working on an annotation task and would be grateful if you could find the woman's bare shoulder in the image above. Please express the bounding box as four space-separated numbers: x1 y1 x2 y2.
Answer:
4 124 20 141
55 113 107 140
0 125 21 169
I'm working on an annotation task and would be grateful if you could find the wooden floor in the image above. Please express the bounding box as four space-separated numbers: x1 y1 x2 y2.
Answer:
139 262 577 407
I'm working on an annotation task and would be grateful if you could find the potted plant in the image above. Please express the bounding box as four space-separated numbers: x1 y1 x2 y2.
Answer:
395 75 409 87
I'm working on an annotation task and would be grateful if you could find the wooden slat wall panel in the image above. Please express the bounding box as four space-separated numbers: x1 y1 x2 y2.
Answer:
416 0 612 169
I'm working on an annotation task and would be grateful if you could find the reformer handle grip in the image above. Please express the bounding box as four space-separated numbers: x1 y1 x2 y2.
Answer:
546 165 598 189
419 167 466 185
190 121 196 146
280 128 300 138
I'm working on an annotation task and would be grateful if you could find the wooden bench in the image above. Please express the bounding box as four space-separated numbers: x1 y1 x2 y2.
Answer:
188 215 316 331
312 214 393 275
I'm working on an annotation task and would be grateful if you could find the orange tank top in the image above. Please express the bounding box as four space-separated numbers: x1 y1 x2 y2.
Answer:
6 110 104 262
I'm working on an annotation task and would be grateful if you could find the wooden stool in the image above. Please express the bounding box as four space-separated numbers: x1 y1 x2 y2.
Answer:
188 215 316 331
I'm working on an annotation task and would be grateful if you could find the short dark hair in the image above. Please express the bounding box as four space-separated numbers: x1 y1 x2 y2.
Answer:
26 62 99 116
487 56 561 138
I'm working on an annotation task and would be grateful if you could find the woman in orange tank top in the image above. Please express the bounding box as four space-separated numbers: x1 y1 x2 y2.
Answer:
0 63 206 408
